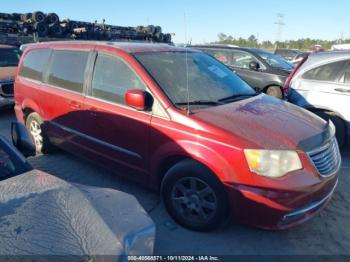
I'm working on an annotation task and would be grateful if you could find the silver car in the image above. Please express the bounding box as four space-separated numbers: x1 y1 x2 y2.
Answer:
288 51 350 148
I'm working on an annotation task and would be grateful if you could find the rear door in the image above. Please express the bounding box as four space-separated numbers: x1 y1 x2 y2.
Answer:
296 59 350 120
40 48 91 149
81 48 152 179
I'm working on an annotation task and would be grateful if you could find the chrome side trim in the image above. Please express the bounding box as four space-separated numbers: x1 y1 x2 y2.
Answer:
50 121 142 159
283 179 338 220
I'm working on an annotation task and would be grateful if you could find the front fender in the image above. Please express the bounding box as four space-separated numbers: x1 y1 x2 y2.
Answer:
150 139 247 185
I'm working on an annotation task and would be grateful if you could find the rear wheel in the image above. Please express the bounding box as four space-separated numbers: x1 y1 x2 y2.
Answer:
161 160 229 231
266 85 283 99
25 113 54 154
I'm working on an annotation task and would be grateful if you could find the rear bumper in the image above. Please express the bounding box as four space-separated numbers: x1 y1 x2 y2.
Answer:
225 177 338 230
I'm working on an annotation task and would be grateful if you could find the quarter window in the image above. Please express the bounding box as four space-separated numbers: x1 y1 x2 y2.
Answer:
48 50 89 93
338 61 350 84
19 49 51 81
91 53 146 104
302 60 347 82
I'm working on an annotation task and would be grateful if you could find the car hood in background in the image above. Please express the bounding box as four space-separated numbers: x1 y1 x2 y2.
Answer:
0 66 16 81
193 94 327 150
0 170 155 258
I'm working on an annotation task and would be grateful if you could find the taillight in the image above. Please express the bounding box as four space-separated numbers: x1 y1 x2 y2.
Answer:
283 54 309 97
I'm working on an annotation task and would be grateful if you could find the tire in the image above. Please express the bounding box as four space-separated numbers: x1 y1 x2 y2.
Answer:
34 22 49 37
49 24 63 37
46 13 60 25
266 85 283 99
32 11 46 23
25 113 54 154
314 111 346 149
161 159 229 231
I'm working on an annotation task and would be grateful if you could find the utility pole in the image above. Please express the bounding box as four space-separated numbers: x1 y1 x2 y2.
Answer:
274 13 285 48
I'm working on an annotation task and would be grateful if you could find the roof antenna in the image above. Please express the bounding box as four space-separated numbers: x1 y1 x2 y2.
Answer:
184 12 192 115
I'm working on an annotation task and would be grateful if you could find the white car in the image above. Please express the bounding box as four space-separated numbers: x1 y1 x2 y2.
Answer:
287 51 350 148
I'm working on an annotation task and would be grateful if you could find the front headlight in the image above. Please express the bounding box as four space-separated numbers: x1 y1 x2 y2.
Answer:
244 150 303 178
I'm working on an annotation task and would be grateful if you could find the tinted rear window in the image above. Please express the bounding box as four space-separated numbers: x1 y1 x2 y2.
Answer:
19 49 51 81
302 60 347 82
48 50 89 93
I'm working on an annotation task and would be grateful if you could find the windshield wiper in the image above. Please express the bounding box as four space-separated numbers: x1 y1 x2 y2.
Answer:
218 93 258 103
175 100 223 106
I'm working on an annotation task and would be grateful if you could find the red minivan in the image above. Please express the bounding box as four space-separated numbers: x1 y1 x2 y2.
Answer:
14 42 341 231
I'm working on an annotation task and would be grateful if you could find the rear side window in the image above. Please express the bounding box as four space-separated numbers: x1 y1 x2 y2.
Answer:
202 49 232 66
91 53 146 104
302 60 347 82
48 50 89 93
19 49 51 81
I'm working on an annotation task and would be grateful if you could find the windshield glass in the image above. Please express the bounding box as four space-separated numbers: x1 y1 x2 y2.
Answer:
258 51 294 70
0 48 21 67
134 51 256 106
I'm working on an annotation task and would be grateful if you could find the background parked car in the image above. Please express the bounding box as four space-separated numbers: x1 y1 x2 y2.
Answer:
192 45 294 99
287 51 350 148
275 48 304 62
0 45 21 109
0 122 155 256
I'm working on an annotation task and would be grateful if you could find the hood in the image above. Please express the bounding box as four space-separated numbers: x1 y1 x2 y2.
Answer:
0 66 16 81
192 94 328 150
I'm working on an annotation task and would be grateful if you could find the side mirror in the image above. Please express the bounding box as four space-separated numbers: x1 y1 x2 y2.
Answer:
11 122 36 157
249 61 260 71
125 89 153 111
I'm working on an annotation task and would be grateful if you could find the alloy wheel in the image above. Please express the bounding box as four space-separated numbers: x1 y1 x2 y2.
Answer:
171 177 218 223
29 120 43 152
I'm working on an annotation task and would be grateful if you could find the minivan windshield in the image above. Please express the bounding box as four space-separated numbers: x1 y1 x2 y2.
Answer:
134 51 256 107
257 51 294 71
0 48 21 67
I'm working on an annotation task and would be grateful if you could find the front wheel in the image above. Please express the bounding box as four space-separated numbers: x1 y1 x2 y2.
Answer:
266 85 283 99
161 160 229 231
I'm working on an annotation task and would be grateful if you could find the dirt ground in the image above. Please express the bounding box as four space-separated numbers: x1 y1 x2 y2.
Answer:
0 108 349 255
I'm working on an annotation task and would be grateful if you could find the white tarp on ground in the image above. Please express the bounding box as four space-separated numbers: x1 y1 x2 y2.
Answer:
0 170 155 260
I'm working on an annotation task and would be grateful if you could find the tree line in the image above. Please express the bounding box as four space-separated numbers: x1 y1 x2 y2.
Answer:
215 33 350 51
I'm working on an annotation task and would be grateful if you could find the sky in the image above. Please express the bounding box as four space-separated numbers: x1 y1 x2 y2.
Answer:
1 0 349 44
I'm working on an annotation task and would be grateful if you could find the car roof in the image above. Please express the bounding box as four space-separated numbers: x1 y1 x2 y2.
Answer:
24 41 193 54
308 50 350 62
190 45 271 54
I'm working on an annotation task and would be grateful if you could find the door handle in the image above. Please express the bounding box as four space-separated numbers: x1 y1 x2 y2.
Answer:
69 101 81 110
334 88 350 93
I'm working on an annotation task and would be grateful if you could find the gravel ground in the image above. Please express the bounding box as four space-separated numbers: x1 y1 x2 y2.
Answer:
0 108 349 256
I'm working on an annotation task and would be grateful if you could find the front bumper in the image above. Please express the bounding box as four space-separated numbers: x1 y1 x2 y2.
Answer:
225 176 338 230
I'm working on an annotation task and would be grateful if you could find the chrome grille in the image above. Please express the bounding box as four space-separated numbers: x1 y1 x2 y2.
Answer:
308 138 341 177
0 82 14 97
